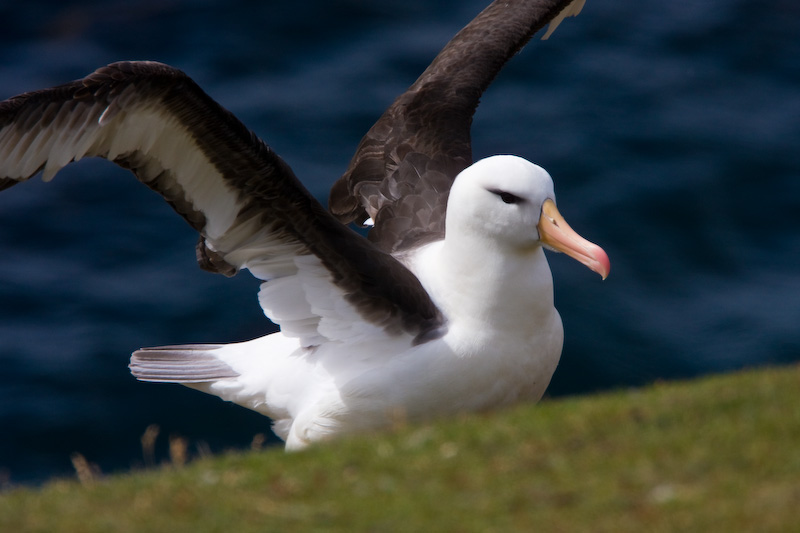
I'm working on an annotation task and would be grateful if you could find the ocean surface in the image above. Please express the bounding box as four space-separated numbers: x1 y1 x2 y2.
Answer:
1 0 798 485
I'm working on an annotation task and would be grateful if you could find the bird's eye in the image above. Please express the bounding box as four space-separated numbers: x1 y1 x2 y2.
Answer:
489 189 524 205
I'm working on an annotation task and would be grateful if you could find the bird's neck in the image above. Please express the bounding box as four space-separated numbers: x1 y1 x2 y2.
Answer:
411 235 556 336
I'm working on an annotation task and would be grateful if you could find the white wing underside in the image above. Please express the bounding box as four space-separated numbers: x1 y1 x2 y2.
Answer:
0 77 399 351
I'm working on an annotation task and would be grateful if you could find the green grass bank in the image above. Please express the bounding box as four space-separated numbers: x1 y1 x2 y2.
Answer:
2 363 798 532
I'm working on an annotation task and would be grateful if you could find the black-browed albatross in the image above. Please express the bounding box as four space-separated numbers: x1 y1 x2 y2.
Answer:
0 0 607 449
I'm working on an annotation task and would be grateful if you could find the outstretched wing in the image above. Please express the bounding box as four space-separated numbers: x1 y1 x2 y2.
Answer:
329 0 585 253
0 61 442 343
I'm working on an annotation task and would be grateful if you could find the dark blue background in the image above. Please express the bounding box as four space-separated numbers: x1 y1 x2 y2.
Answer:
1 0 798 485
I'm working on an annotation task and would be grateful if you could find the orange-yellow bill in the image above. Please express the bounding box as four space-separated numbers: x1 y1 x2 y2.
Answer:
538 199 610 279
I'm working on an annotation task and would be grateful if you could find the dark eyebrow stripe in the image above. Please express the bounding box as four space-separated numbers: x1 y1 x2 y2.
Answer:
487 188 525 204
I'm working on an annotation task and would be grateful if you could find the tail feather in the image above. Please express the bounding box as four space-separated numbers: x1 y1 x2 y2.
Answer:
130 344 240 383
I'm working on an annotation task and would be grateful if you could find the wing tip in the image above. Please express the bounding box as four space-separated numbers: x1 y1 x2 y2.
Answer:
541 0 586 40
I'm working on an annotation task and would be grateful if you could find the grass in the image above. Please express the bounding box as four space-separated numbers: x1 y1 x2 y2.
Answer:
2 363 799 532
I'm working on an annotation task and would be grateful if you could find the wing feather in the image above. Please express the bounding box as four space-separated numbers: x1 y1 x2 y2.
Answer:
0 61 443 344
329 0 584 252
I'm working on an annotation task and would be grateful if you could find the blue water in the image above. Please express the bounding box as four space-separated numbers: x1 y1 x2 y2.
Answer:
1 0 798 485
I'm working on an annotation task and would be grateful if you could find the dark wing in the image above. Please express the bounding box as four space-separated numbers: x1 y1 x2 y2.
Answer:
329 0 584 253
0 61 442 341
